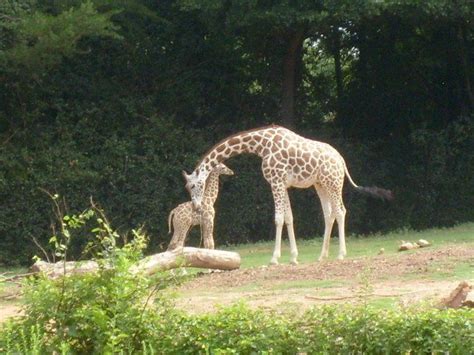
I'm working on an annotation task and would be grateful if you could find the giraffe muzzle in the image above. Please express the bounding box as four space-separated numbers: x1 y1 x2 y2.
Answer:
192 200 202 212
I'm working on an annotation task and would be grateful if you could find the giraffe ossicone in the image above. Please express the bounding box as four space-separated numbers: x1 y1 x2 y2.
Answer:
168 163 234 251
184 125 393 265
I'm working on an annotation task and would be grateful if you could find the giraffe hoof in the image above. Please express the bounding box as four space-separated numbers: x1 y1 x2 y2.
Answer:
269 259 279 266
337 255 345 260
290 260 299 265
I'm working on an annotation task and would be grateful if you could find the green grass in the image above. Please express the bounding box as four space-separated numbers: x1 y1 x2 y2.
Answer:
270 279 346 291
227 223 474 268
0 267 28 275
0 267 28 308
423 259 474 281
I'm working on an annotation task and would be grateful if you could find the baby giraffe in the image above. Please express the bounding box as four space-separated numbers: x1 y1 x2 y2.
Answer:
167 163 234 251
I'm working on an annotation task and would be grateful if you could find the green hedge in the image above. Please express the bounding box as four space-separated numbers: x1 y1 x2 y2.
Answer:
2 301 473 354
1 115 474 265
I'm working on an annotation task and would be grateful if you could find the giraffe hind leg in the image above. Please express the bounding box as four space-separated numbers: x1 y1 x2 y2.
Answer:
335 202 347 260
315 185 335 261
168 213 193 251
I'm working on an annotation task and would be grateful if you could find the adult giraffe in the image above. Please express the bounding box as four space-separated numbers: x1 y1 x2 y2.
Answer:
183 125 392 265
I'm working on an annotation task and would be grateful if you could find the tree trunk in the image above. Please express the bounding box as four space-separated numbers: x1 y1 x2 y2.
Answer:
279 29 305 128
31 248 241 279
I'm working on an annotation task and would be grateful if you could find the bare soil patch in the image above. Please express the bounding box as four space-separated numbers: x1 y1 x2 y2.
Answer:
174 246 474 313
0 304 23 323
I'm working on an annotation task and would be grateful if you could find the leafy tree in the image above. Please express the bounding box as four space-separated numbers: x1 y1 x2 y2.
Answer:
0 1 120 73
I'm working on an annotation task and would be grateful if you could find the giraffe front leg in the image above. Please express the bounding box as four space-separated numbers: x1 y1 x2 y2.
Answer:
284 191 298 265
201 210 215 250
270 186 286 265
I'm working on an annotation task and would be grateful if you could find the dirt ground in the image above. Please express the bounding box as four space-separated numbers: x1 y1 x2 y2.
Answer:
0 304 22 322
174 246 474 314
1 245 473 322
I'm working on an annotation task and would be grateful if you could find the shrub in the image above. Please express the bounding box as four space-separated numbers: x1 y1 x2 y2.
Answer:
0 208 181 354
300 305 474 354
155 303 301 354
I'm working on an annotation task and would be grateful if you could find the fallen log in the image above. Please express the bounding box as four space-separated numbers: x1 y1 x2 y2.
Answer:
132 247 241 276
30 247 241 279
30 260 100 279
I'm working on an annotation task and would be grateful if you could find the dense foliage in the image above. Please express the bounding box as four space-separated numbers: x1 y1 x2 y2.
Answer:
5 302 473 354
0 0 473 265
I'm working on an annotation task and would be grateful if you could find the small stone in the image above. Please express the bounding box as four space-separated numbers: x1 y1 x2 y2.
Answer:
399 242 419 251
417 239 431 247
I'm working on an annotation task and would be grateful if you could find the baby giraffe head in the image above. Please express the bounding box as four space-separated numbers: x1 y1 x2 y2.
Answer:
212 163 234 177
182 163 233 211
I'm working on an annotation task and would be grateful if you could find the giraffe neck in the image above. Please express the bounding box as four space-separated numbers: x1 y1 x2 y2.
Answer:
203 171 221 206
196 126 278 179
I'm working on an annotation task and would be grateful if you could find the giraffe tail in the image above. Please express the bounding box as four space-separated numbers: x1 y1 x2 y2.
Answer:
168 208 176 234
343 160 394 201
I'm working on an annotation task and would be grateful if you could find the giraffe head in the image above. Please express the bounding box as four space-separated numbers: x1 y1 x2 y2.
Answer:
182 163 233 211
212 163 234 177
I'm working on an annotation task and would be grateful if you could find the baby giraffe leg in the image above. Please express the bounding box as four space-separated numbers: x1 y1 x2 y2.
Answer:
201 209 215 250
167 204 193 251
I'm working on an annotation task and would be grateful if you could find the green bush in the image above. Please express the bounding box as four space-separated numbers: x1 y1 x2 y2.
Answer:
0 208 182 354
301 305 473 354
155 303 300 354
3 290 473 353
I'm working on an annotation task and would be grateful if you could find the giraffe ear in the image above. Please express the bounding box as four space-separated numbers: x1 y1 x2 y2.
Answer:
182 170 190 180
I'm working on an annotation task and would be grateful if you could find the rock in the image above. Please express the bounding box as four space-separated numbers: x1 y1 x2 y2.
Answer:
417 239 431 247
398 242 420 251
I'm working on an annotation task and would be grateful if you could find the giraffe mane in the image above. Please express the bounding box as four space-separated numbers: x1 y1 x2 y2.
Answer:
196 124 282 168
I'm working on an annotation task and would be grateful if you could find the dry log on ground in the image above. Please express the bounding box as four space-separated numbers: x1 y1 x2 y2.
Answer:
132 247 241 275
30 247 241 279
30 260 100 279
